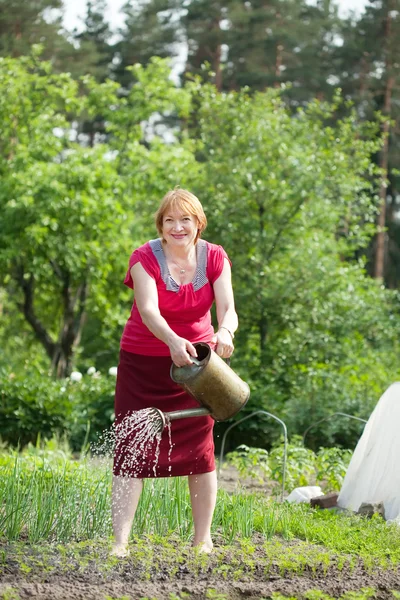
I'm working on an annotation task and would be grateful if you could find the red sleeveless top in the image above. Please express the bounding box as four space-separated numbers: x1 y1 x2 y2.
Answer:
120 239 230 356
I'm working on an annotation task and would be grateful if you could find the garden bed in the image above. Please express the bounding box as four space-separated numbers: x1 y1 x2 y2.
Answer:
1 534 400 600
2 451 400 600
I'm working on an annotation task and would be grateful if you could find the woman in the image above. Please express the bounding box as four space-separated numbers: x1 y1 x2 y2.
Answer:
111 188 238 557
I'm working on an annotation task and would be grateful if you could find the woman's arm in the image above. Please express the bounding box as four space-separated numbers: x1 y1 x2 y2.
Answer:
130 262 197 366
213 258 238 359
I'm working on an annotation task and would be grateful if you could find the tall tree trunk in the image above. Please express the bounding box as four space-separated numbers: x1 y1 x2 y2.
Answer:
257 200 268 352
358 52 370 97
211 15 222 92
214 41 222 92
374 7 394 279
275 43 283 83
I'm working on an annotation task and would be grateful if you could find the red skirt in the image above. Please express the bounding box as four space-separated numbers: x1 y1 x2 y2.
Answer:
113 349 215 478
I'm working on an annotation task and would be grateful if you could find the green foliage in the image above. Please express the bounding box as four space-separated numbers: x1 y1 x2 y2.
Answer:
3 450 400 573
225 444 270 483
0 449 111 542
0 367 71 448
0 1 68 65
185 80 400 448
0 368 115 451
315 447 353 492
0 587 20 600
67 371 116 451
0 51 400 448
205 590 229 600
0 53 194 376
269 437 317 490
226 437 352 492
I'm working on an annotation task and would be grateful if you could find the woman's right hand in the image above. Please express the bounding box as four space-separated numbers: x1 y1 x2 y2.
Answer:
168 336 198 367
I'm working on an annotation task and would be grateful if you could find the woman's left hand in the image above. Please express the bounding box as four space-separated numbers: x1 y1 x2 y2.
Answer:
212 328 234 359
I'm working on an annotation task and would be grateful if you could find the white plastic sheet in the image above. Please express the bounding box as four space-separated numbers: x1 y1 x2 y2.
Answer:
286 486 323 503
337 382 400 521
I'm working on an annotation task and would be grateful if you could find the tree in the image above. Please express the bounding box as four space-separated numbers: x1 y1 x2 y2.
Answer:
223 0 339 96
0 53 126 376
0 0 87 76
335 0 400 284
183 80 400 446
73 0 114 83
1 51 400 450
182 0 229 91
0 52 194 376
69 0 115 148
113 0 181 89
370 2 397 279
0 0 64 57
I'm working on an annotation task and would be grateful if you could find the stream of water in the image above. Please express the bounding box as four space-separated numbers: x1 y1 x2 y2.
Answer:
94 408 172 477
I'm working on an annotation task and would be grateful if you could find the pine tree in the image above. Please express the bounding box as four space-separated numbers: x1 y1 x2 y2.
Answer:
0 0 70 60
337 0 400 283
183 0 229 91
113 0 181 89
73 0 114 82
180 0 343 98
224 0 302 91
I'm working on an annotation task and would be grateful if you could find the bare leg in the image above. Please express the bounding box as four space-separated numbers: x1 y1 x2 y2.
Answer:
188 470 217 553
111 475 143 556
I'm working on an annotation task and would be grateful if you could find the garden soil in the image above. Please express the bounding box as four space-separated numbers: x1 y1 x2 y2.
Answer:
1 468 400 600
1 535 400 600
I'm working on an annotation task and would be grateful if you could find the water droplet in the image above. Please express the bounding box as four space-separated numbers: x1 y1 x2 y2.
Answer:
91 407 174 478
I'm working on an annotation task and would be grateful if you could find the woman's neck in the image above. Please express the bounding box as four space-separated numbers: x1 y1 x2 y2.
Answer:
163 241 196 262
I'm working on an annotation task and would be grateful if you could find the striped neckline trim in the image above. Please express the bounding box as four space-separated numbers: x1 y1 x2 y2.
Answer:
149 238 208 292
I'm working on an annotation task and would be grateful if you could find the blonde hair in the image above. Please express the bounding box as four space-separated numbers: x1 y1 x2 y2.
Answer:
154 188 207 244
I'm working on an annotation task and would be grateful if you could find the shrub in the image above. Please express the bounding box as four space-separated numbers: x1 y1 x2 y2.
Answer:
226 436 353 492
67 371 115 452
0 367 72 447
0 368 116 451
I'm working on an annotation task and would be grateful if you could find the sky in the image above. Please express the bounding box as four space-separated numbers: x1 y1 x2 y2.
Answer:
62 0 369 33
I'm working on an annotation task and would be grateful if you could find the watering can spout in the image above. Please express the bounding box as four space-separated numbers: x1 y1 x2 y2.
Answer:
149 406 211 434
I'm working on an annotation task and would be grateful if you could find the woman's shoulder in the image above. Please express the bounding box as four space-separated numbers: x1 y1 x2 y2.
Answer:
203 240 231 283
133 240 153 254
203 240 230 261
124 240 160 287
129 239 161 261
203 240 227 255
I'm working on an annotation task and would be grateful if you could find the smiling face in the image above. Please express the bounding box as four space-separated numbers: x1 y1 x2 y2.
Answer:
154 189 207 245
162 210 199 248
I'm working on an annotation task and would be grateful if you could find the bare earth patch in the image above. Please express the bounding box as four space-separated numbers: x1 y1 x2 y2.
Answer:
1 534 400 600
218 463 280 495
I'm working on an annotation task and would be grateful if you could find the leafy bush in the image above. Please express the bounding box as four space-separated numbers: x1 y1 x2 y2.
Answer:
0 368 116 451
67 371 115 452
269 436 317 489
224 444 270 483
226 436 352 492
0 367 72 447
315 446 353 491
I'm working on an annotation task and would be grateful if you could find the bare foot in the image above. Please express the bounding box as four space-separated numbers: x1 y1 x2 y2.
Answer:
193 540 213 554
110 543 130 558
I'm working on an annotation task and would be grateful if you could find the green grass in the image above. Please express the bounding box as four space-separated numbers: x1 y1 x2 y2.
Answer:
1 450 400 570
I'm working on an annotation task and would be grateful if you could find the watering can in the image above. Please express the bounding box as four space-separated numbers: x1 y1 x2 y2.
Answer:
150 342 250 432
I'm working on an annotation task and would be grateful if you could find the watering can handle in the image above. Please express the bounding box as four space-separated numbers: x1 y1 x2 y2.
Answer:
190 356 230 366
190 356 202 366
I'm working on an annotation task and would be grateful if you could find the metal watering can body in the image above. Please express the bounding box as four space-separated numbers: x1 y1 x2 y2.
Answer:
151 342 250 431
